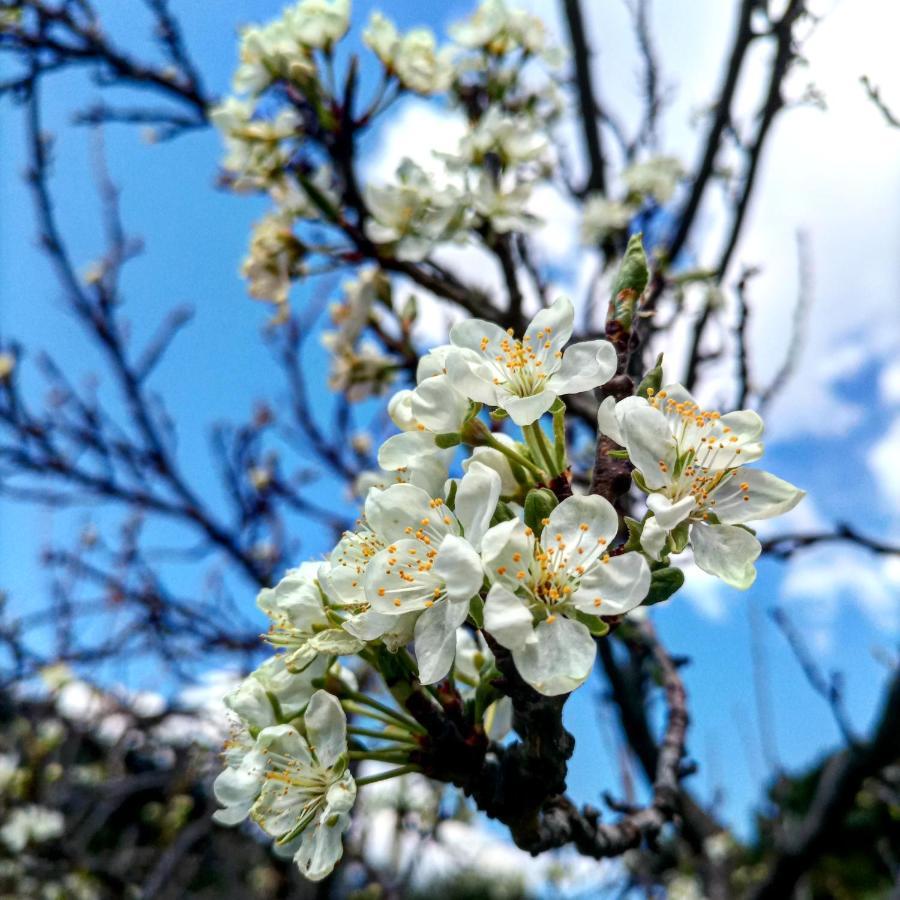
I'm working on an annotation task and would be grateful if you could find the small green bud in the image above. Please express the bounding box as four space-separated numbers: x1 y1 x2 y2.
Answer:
524 488 558 535
645 566 685 605
608 233 650 331
460 417 491 446
400 293 417 322
636 353 664 399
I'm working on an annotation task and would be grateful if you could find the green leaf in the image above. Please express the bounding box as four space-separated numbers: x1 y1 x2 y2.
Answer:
645 567 685 605
445 480 458 512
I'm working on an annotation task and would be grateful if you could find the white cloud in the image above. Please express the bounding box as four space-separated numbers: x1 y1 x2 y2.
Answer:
868 413 900 510
781 545 900 652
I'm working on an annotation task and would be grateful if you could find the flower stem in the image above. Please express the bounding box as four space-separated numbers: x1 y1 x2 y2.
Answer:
481 431 545 479
348 725 421 748
552 403 567 472
523 422 558 476
349 749 412 764
356 764 420 787
339 691 426 734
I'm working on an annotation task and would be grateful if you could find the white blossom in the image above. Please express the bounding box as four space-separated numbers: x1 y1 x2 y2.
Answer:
482 494 650 695
581 195 635 244
378 372 470 472
285 0 350 50
598 383 804 588
451 0 560 62
446 296 617 425
241 211 306 308
0 805 64 852
470 172 537 234
258 566 365 670
622 156 684 204
364 467 500 683
213 653 329 826
458 107 551 169
365 160 470 262
252 691 356 881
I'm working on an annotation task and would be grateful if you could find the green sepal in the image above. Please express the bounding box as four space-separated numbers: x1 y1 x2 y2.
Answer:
645 566 685 605
636 353 664 399
463 401 483 424
607 449 629 459
490 407 509 421
623 516 644 553
669 522 690 554
573 610 611 637
445 479 458 512
490 501 517 526
549 397 566 415
435 432 461 449
468 595 485 629
524 488 558 536
631 470 650 493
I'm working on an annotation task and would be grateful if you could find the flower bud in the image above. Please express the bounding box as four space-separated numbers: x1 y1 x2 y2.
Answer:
524 488 558 536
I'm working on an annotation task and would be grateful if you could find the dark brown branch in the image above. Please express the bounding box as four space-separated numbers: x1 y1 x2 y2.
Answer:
760 523 900 559
561 0 607 196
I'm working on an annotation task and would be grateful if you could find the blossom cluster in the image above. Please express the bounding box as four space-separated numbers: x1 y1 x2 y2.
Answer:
211 0 568 395
213 296 803 880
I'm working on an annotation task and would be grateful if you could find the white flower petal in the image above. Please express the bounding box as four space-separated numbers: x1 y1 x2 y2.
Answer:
596 395 625 446
690 522 760 589
293 810 349 881
410 373 469 433
575 551 651 615
501 390 557 425
524 296 574 351
484 583 534 650
433 534 483 602
454 461 501 550
712 468 805 524
549 339 616 395
304 690 347 770
445 349 501 405
450 317 511 355
619 402 677 489
512 616 595 695
482 518 533 589
646 493 696 529
414 598 470 683
377 431 438 470
462 439 519 496
640 516 668 560
365 483 454 542
544 493 618 553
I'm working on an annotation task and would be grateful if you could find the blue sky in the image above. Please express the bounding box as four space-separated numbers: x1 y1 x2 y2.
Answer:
2 0 898 848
